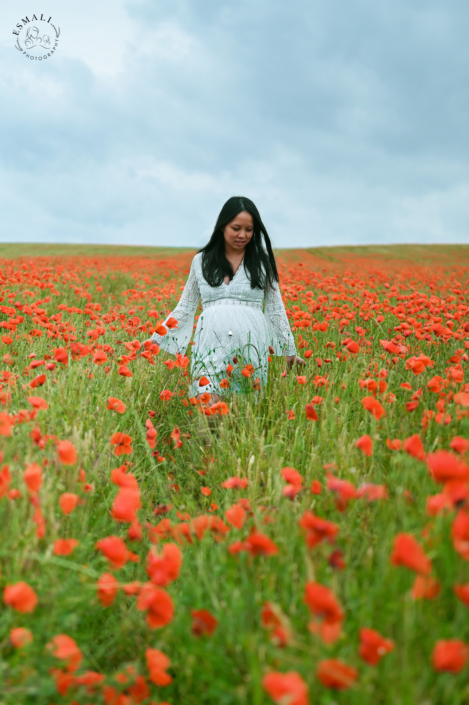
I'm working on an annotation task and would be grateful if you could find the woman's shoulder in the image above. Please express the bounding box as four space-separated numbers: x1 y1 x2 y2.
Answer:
191 251 203 268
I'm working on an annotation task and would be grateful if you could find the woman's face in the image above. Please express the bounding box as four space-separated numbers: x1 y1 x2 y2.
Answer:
222 211 254 253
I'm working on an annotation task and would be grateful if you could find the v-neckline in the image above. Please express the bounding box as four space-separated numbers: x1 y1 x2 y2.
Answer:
223 258 244 286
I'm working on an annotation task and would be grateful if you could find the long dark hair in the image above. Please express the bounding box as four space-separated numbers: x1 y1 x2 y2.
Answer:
198 196 279 290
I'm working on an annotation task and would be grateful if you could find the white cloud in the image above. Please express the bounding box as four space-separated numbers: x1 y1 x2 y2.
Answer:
0 0 468 247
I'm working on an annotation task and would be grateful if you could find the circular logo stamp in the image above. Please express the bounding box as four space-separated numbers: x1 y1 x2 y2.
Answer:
13 14 60 60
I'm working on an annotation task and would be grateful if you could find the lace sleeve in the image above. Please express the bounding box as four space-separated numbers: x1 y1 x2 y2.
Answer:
149 256 201 355
264 279 297 356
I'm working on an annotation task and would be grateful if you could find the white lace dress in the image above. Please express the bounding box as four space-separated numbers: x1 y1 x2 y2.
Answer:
148 252 296 397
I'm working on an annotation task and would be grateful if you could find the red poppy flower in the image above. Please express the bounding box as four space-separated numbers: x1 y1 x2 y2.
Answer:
316 659 357 690
146 648 172 685
225 504 246 529
137 583 174 629
95 536 130 569
110 432 133 455
305 403 318 420
47 634 83 671
97 572 119 607
52 347 68 365
30 373 47 388
304 581 344 643
53 539 79 556
262 671 308 705
355 434 373 456
107 397 126 413
426 451 469 483
59 492 80 515
23 463 42 494
299 511 338 549
165 316 178 329
4 582 38 613
390 533 432 574
57 440 77 465
454 583 469 607
10 627 33 648
111 487 141 523
432 640 469 673
359 627 395 665
0 413 13 436
411 575 440 600
146 543 182 586
27 396 49 410
222 476 248 489
191 609 218 637
361 396 386 420
244 530 278 557
451 511 469 559
403 434 425 460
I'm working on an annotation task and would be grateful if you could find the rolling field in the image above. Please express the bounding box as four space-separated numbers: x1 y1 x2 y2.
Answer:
1 243 469 704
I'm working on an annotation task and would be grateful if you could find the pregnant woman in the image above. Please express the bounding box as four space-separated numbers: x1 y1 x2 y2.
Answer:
147 196 304 402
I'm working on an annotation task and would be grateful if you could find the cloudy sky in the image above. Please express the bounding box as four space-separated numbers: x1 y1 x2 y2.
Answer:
1 0 468 248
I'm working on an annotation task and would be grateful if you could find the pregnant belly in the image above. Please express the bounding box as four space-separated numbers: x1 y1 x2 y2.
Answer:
193 305 269 362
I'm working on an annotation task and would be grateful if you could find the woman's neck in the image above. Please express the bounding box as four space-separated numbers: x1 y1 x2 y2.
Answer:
225 247 245 263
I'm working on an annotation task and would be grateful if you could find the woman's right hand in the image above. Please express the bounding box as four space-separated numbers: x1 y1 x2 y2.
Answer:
287 355 305 370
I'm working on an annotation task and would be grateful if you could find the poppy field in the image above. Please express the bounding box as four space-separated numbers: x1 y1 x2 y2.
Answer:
1 243 469 704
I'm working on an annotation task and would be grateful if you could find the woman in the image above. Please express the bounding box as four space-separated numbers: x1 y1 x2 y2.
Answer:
147 196 304 402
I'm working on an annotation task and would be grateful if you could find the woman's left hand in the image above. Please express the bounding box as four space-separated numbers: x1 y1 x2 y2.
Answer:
287 355 305 370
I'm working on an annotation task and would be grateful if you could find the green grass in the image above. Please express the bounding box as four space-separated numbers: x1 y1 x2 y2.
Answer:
0 246 468 704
